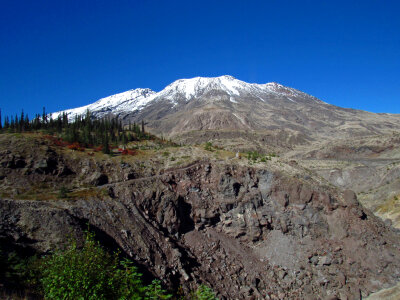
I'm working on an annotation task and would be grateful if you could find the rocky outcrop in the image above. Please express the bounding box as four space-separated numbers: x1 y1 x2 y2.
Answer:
1 136 400 299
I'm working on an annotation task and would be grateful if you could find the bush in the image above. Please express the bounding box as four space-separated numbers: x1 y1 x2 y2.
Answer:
58 186 69 199
1 233 218 299
195 284 218 300
67 142 85 151
204 142 213 151
247 151 260 162
39 232 171 299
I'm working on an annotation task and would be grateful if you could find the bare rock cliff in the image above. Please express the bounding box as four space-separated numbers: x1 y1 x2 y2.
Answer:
1 135 400 299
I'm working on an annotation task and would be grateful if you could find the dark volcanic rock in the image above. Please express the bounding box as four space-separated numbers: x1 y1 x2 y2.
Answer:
0 135 400 299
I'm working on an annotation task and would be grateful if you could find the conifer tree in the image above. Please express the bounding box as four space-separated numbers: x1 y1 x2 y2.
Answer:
24 114 29 131
42 107 47 125
20 110 25 132
10 116 15 130
122 132 127 146
62 112 68 127
15 114 19 131
102 133 110 154
4 116 9 129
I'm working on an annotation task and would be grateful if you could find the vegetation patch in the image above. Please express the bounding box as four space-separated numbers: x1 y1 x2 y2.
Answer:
0 231 218 299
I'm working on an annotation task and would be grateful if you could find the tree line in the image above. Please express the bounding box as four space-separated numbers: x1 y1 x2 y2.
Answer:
0 108 150 154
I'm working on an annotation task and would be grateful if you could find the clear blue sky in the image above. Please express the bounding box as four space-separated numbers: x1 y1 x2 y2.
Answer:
1 0 399 119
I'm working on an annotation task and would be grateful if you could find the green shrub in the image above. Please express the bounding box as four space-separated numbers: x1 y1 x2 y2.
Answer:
195 284 218 300
247 151 261 162
58 186 69 199
204 142 213 151
145 279 172 299
39 231 171 299
0 242 40 294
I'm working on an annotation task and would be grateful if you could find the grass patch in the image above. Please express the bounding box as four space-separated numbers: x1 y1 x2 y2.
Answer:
68 188 109 200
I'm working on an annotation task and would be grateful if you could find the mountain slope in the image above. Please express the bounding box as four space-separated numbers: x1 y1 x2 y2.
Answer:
54 76 400 150
53 88 156 119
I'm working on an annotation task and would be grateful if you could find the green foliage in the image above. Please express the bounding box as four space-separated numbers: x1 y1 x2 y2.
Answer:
0 242 39 292
204 142 213 151
247 151 272 163
247 151 260 162
0 248 25 286
0 108 155 151
58 186 69 198
0 234 218 299
39 231 171 300
144 279 172 300
102 133 110 154
162 151 170 157
194 284 218 300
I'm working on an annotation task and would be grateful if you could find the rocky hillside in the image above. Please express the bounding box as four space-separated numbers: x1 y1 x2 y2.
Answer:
1 133 400 299
53 76 400 152
285 132 400 229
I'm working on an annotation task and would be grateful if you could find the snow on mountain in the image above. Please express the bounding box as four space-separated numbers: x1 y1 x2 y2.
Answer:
52 76 311 119
161 76 245 99
157 76 308 104
52 88 156 119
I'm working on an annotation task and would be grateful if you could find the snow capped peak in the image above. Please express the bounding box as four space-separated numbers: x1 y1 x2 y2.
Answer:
161 75 251 100
53 88 156 119
159 75 301 100
53 76 312 120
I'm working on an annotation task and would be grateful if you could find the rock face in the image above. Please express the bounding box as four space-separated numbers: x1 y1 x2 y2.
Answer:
286 133 400 229
1 135 400 299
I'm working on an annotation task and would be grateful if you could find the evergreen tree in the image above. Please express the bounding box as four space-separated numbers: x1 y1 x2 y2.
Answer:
122 132 127 146
83 109 92 146
24 114 29 131
102 133 110 154
20 110 25 132
62 112 68 127
56 115 62 133
4 116 9 129
42 107 47 125
15 114 19 132
10 116 15 130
